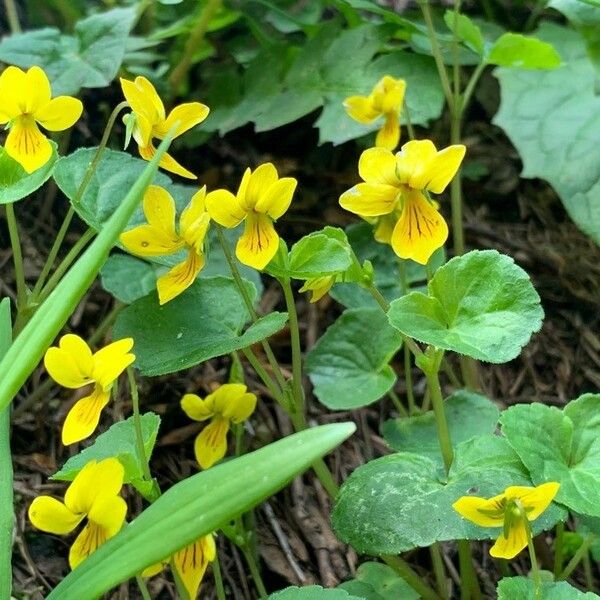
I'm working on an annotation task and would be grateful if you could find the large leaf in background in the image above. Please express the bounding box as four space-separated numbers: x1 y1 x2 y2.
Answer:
47 423 356 599
0 143 58 204
332 435 565 554
388 250 544 363
338 562 419 600
268 587 362 600
306 307 402 410
500 395 600 517
0 8 135 94
382 391 499 463
497 577 600 599
100 254 157 304
494 23 600 246
113 278 288 376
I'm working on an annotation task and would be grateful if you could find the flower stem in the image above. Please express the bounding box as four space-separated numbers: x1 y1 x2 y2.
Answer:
458 539 482 600
212 552 226 600
553 520 565 577
523 515 542 599
5 203 26 310
241 347 286 408
135 575 152 600
383 554 444 600
240 544 268 598
430 543 449 600
559 534 595 581
399 260 416 414
3 0 20 33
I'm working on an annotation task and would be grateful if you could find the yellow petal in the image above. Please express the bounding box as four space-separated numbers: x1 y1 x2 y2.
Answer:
61 387 111 445
35 96 83 131
120 76 164 126
235 213 279 270
194 418 230 469
135 76 166 123
156 251 205 305
236 167 252 210
209 384 248 413
120 224 185 257
181 393 214 422
88 494 127 538
131 111 153 148
143 185 178 235
173 535 216 599
423 144 466 194
69 521 109 570
490 519 528 559
255 177 297 220
375 113 400 151
180 190 211 252
210 384 257 423
343 95 380 124
358 147 399 186
0 66 24 121
142 561 166 578
506 482 560 521
244 163 278 210
339 182 399 217
138 143 197 179
5 116 53 173
205 188 246 228
157 102 210 138
395 139 438 189
390 190 448 265
373 213 397 245
91 338 135 390
28 496 83 534
25 66 52 113
44 334 94 389
452 496 505 528
299 275 335 303
375 76 406 114
65 458 125 515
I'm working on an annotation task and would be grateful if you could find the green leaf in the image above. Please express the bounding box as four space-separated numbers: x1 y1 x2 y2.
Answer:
494 23 600 246
443 10 485 55
497 577 600 599
306 307 402 410
100 254 157 304
387 250 544 363
383 391 499 463
487 32 561 69
332 435 564 554
500 395 600 517
338 562 419 600
47 423 356 599
113 278 288 376
52 414 160 494
269 586 363 600
0 143 58 204
0 8 136 95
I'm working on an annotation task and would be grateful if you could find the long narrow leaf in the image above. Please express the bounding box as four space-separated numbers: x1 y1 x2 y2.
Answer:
0 133 174 413
48 422 355 599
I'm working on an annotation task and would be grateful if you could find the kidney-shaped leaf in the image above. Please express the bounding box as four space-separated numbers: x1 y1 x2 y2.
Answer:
332 435 564 555
268 587 363 600
338 562 419 600
100 254 157 304
500 394 600 517
497 577 599 599
306 307 402 410
387 250 544 363
113 278 287 376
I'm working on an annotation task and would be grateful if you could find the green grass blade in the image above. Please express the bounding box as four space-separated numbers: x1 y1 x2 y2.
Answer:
47 422 355 599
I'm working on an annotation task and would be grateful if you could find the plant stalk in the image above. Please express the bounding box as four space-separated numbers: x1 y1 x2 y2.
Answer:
383 554 443 600
5 203 26 310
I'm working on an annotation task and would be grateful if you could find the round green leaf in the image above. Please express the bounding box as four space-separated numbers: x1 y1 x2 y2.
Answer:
383 391 499 463
100 254 157 304
387 250 544 363
500 394 600 517
497 577 599 599
338 562 419 600
487 32 561 69
332 435 564 554
113 278 288 376
269 587 363 600
306 307 402 410
0 142 58 204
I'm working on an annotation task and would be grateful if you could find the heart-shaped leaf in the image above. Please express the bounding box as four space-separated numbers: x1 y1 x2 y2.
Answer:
497 577 599 599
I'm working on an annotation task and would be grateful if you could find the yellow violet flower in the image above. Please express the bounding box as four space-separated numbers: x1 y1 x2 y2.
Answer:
299 275 336 303
144 535 216 598
28 458 127 569
120 185 211 305
44 335 135 445
181 383 257 469
344 76 406 151
453 482 560 559
205 163 297 270
339 140 466 265
120 75 209 179
0 65 83 173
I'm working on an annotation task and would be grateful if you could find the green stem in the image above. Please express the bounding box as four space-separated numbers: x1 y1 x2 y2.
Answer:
135 575 152 600
127 368 153 484
461 62 486 116
559 535 595 581
451 0 462 101
241 347 286 408
169 0 223 94
458 539 481 600
240 544 268 598
31 101 129 300
5 203 26 309
523 514 541 599
3 0 20 33
212 552 226 600
389 388 408 417
402 99 416 141
398 261 416 414
430 543 448 600
553 521 565 577
383 555 443 600
583 550 594 591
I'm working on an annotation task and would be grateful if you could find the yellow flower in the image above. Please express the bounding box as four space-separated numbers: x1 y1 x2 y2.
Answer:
344 76 406 151
44 335 135 445
0 65 82 173
120 75 209 179
452 482 560 559
28 458 127 569
120 185 211 305
299 275 336 303
205 163 297 270
143 534 216 598
181 384 257 469
339 140 466 264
